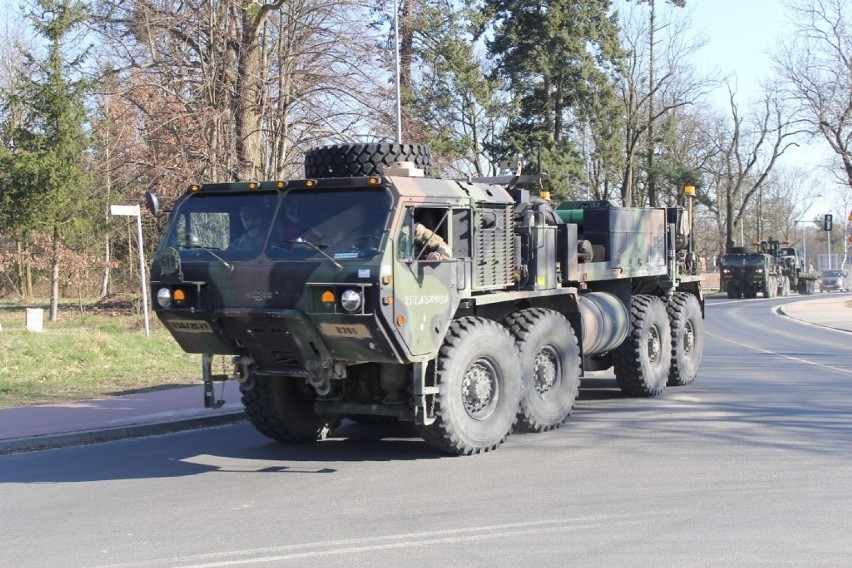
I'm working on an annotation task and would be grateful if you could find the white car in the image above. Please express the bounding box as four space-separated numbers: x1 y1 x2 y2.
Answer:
820 269 849 292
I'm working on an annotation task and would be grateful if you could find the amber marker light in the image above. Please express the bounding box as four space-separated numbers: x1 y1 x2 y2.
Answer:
190 185 200 192
306 179 317 188
248 182 259 190
173 289 186 302
396 315 405 326
321 290 335 304
369 177 380 185
276 181 286 189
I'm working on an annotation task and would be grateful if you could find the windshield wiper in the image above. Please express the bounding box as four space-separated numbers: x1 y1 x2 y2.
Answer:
185 244 233 272
280 238 343 271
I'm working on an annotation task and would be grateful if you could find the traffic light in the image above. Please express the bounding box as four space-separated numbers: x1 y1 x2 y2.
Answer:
824 214 833 231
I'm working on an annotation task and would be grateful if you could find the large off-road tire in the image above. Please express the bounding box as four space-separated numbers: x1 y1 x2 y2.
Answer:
504 308 581 432
726 285 738 299
415 317 522 455
667 293 704 387
612 295 672 397
304 143 433 178
241 376 339 443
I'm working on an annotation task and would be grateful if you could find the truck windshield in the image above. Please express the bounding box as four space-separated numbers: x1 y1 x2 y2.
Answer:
266 188 392 261
722 255 765 267
161 192 278 260
159 187 391 262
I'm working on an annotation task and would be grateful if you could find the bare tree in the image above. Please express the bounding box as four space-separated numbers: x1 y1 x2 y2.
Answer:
704 84 808 253
616 1 716 206
776 0 852 193
93 0 385 187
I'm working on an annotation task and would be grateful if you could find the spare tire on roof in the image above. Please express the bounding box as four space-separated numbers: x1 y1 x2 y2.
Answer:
304 143 432 178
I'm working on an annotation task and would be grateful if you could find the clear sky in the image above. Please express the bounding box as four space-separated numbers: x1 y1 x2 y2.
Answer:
688 0 790 103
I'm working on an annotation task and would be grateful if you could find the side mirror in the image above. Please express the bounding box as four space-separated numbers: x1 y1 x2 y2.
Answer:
145 191 160 217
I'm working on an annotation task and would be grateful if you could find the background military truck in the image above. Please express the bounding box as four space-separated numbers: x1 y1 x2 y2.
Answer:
721 242 786 298
765 238 817 295
147 143 705 455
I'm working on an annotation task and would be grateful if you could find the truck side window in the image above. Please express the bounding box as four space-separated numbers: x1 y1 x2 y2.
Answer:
414 208 452 261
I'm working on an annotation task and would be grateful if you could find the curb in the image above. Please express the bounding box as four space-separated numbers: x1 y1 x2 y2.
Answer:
776 302 852 334
0 411 246 455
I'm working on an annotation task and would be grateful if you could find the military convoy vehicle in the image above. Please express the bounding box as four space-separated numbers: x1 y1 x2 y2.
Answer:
720 245 784 298
721 239 816 299
765 239 817 295
147 143 705 455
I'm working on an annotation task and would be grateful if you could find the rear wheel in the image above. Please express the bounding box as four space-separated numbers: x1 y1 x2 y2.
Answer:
416 317 522 454
504 308 581 432
613 295 672 397
667 293 704 386
241 376 339 443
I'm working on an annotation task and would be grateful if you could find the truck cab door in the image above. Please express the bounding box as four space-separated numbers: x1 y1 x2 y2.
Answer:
392 207 465 357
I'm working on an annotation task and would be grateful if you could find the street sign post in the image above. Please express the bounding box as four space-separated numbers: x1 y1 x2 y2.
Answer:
110 204 150 336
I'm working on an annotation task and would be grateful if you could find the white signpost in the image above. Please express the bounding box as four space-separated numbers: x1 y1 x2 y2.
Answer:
110 204 150 336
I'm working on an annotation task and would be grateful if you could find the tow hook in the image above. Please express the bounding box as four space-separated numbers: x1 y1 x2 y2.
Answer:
306 358 332 396
235 356 256 391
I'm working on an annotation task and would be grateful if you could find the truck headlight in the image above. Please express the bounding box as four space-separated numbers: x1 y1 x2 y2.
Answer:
340 289 362 313
755 268 764 274
157 287 172 308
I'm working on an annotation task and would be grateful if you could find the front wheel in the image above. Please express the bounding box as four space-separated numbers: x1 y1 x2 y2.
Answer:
416 317 522 455
613 295 672 396
504 308 581 432
241 376 339 443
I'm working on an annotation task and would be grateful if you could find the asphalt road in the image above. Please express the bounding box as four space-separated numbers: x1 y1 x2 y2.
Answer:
2 295 852 567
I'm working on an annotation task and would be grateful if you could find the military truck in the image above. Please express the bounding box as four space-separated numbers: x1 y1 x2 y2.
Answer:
721 242 786 299
147 143 704 455
764 238 817 295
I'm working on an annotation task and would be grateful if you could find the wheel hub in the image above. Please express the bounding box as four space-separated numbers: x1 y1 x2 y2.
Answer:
646 327 661 362
533 347 560 399
683 321 695 354
462 359 499 420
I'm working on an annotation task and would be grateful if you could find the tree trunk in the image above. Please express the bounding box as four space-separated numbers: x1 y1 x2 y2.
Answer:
646 0 656 207
50 225 60 322
399 0 414 140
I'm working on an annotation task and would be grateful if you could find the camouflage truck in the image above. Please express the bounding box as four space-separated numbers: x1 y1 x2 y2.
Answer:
147 143 704 455
764 238 817 295
720 243 785 299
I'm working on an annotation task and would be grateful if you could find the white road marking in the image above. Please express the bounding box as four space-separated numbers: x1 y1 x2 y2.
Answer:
707 331 852 376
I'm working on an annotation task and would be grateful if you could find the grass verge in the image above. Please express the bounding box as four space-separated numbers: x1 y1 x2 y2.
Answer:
0 299 202 408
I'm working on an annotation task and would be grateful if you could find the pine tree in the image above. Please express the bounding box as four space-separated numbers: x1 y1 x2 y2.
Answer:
481 0 624 199
0 0 98 319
